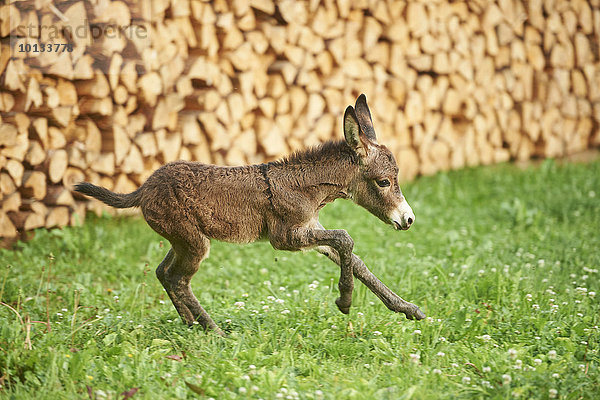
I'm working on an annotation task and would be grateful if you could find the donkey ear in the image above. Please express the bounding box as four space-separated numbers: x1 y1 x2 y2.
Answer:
344 106 368 158
354 94 377 143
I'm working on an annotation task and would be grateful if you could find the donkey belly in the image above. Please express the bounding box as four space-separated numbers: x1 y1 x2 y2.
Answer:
193 201 265 243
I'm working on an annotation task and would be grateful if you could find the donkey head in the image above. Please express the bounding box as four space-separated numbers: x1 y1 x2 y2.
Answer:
344 94 415 230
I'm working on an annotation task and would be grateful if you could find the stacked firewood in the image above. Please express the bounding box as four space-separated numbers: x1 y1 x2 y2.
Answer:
1 0 599 240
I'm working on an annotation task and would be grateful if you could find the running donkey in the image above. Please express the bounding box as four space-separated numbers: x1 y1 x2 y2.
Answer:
75 94 425 335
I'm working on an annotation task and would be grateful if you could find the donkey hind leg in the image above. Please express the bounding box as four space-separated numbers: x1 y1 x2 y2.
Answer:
156 236 224 335
313 225 425 320
156 248 196 325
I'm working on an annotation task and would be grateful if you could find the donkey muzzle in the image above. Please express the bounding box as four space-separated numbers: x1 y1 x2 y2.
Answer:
390 200 415 230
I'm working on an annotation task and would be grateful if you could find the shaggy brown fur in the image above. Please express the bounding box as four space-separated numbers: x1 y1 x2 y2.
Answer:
75 94 424 335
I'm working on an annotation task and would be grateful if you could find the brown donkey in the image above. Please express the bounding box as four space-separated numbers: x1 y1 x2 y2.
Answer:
75 94 425 335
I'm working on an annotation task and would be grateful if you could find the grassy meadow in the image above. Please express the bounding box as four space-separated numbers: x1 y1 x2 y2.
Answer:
0 159 599 399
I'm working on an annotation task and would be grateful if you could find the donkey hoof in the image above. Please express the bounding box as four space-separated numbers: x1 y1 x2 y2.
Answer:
335 298 351 314
405 306 426 320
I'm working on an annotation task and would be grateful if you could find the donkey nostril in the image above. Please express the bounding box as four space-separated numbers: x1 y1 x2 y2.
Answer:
407 217 413 225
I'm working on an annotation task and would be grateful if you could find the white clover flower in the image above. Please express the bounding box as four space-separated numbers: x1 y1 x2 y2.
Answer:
589 291 596 298
576 287 588 294
439 336 447 342
276 298 285 304
436 352 445 357
267 296 276 301
279 286 286 291
481 334 491 341
526 293 533 301
242 293 249 298
159 300 166 304
281 309 290 314
262 305 269 311
514 359 522 369
548 350 557 360
409 353 420 364
552 373 559 378
357 312 364 317
432 368 442 375
373 331 382 336
241 375 250 381
579 364 586 371
331 324 337 329
483 366 491 373
462 376 471 384
508 348 517 359
534 358 542 365
364 363 370 368
413 329 421 335
234 301 245 308
549 389 558 398
263 280 271 286
478 269 485 276
251 385 259 391
502 374 512 385
532 304 540 310
315 390 324 397
259 268 268 274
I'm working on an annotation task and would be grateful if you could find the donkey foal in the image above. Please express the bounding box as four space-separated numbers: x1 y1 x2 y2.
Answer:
75 94 425 335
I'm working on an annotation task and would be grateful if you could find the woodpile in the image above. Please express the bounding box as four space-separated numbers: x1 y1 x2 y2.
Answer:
1 0 600 240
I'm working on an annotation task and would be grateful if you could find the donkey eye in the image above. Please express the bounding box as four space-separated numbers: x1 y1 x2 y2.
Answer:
376 179 390 187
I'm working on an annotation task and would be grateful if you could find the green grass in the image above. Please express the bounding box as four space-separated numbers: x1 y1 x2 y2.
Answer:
1 159 599 399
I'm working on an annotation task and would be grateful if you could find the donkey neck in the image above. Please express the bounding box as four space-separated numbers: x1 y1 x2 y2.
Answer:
266 140 360 200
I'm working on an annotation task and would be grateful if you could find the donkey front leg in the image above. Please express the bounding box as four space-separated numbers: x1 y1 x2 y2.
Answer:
273 227 356 314
315 246 426 320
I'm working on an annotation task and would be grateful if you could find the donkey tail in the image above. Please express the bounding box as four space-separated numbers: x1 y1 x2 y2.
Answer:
74 182 142 209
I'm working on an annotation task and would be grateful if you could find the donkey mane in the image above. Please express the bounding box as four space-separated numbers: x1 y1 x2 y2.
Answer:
268 140 359 168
